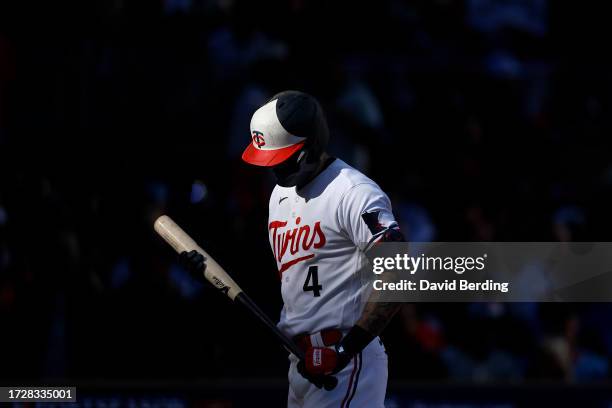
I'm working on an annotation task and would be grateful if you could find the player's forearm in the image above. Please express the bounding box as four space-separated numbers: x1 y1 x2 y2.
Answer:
333 298 399 361
356 258 402 337
356 224 405 336
356 301 400 337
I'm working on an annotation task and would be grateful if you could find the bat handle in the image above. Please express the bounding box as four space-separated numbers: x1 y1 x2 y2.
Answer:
234 292 338 391
235 292 305 359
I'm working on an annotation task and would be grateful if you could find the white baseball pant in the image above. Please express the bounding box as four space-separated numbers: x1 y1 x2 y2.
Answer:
287 337 388 408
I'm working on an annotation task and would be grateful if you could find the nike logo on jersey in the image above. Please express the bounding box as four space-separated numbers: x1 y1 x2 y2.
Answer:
279 196 288 204
269 217 326 275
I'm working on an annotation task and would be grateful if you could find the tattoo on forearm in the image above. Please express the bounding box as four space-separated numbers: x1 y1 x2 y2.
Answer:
357 301 400 336
357 229 405 336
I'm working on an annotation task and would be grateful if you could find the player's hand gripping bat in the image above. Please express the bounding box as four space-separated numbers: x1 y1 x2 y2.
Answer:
154 215 338 391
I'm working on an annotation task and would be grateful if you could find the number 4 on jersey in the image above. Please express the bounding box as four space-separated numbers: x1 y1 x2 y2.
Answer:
303 265 322 297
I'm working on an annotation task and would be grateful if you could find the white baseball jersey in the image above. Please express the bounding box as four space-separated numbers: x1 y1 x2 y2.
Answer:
268 158 398 338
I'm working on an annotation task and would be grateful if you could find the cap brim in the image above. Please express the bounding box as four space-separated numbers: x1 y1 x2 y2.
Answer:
241 141 305 167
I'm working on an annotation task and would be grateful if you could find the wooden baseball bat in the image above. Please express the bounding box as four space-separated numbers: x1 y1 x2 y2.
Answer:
154 215 338 390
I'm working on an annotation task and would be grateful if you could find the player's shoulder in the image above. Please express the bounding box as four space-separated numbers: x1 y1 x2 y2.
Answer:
328 160 393 215
332 159 384 195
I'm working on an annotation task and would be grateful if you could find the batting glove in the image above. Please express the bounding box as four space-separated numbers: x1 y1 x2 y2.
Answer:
178 250 207 282
296 362 337 389
301 346 349 376
300 325 374 377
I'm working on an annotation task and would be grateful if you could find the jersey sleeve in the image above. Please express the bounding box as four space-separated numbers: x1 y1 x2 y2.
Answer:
337 183 404 252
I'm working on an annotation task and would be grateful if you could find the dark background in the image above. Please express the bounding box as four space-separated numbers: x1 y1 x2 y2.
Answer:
1 0 612 405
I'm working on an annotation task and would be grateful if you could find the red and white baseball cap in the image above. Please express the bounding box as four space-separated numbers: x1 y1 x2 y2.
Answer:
242 91 328 167
242 98 306 167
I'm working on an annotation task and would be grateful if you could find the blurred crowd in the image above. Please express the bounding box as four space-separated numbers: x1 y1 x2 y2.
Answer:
1 0 612 384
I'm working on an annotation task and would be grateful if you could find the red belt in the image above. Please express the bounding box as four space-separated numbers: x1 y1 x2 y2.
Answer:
293 329 343 352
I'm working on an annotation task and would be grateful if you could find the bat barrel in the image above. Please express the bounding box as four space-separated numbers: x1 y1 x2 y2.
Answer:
154 215 243 300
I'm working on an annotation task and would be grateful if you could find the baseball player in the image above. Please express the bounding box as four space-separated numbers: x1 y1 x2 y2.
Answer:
181 91 403 407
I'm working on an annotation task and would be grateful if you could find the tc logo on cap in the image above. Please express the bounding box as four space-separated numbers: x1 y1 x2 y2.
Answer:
242 98 307 166
251 130 265 148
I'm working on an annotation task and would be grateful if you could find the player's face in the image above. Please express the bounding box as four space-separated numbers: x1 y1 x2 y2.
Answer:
272 149 304 187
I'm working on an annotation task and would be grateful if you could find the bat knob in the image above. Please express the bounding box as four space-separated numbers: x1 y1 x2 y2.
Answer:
323 376 338 391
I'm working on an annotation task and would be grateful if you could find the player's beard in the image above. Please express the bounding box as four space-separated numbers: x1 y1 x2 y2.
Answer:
272 148 322 189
